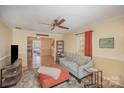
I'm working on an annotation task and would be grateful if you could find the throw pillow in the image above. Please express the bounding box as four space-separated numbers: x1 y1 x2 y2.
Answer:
72 54 79 62
66 53 73 61
77 56 88 66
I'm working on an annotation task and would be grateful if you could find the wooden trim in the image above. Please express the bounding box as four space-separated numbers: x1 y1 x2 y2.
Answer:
75 30 93 35
75 32 84 35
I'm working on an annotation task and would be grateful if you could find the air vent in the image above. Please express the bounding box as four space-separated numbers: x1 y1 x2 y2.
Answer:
36 34 49 36
15 27 22 29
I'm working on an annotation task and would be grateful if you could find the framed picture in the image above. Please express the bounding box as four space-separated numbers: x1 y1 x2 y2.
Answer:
99 37 114 48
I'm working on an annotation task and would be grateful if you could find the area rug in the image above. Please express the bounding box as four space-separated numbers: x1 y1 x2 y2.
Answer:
14 68 124 88
16 69 90 88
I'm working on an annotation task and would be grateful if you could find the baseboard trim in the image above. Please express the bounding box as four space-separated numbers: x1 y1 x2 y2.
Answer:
0 56 9 62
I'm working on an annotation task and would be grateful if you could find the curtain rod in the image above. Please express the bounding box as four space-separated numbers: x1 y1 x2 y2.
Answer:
75 31 93 35
75 32 84 35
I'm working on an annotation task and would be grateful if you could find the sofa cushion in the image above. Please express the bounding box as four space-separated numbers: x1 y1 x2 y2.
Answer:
72 53 79 62
67 62 78 73
66 54 73 61
77 56 89 66
61 60 72 67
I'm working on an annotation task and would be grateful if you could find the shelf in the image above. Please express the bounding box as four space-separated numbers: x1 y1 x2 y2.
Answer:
56 40 64 62
2 73 22 87
2 77 17 87
2 65 22 79
1 59 22 88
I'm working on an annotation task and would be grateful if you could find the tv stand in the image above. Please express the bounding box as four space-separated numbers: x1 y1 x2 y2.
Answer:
1 59 22 88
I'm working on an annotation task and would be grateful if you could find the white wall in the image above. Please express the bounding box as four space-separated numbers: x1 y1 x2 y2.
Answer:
0 22 12 68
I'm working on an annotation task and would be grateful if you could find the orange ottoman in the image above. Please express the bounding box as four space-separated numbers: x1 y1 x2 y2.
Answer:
39 64 70 88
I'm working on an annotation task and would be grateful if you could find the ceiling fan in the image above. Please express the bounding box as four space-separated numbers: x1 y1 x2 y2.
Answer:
40 17 70 31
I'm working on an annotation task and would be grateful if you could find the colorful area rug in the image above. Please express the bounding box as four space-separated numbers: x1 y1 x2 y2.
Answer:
15 69 123 88
16 69 89 88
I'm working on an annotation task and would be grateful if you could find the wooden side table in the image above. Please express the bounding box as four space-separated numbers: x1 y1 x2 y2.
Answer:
84 68 102 88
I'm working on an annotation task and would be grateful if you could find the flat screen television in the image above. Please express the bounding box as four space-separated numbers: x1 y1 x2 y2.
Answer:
11 45 18 64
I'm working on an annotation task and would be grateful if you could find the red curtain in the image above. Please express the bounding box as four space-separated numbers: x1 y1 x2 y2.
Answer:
84 31 92 57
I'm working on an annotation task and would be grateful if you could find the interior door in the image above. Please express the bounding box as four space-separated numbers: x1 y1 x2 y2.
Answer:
41 38 54 66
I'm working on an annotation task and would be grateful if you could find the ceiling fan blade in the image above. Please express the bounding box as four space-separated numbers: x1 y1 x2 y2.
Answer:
51 27 54 31
54 16 61 23
58 26 69 29
57 18 65 26
51 26 55 31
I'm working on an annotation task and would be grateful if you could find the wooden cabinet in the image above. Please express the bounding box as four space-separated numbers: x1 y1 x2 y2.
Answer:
56 40 64 62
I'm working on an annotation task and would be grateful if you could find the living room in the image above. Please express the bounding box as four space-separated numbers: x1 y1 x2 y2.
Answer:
0 5 124 89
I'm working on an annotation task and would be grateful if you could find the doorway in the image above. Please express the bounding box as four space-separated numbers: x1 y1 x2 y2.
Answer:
32 40 41 68
27 36 54 69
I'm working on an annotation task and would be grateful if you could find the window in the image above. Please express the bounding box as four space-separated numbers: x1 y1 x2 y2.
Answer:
76 34 85 55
